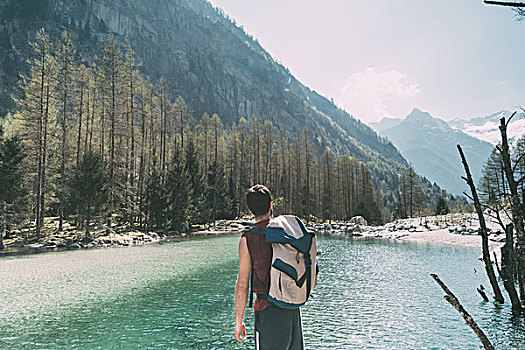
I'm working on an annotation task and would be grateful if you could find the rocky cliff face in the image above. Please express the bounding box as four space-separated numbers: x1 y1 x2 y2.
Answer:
0 0 407 190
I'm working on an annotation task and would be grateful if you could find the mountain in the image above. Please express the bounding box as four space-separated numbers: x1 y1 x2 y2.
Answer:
448 111 525 145
371 108 494 196
369 117 402 133
0 0 409 197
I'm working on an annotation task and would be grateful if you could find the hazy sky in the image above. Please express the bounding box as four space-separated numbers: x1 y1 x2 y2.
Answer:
208 0 525 123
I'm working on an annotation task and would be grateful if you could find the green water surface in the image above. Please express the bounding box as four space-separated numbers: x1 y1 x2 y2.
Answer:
0 235 523 349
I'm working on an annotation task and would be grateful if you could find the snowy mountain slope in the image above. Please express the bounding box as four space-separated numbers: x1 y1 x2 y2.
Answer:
448 111 525 145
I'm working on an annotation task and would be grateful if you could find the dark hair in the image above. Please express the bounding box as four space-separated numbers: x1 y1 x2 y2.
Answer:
246 184 272 216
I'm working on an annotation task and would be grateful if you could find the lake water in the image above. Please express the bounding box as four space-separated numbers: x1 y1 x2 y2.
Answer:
0 235 524 349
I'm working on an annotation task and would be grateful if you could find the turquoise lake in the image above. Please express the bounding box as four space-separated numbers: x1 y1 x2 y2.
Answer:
0 235 524 349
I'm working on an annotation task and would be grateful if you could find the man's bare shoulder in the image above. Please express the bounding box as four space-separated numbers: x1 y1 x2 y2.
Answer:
238 235 249 255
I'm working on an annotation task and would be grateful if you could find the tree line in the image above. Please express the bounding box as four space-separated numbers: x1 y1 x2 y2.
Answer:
0 29 392 244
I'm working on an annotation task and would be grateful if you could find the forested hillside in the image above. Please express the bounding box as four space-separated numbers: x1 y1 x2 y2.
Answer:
0 30 388 241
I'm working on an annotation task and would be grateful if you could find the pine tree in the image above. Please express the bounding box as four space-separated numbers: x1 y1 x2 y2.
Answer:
174 96 187 149
356 163 381 224
184 137 206 225
412 176 427 216
226 174 238 219
303 128 311 221
68 151 110 239
0 130 29 248
208 160 230 222
201 112 210 172
435 196 450 215
320 149 333 222
394 166 425 218
145 167 167 230
513 136 525 205
237 117 249 215
480 146 507 207
165 145 190 232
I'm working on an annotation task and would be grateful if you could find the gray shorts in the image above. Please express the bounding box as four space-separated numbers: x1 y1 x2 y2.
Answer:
254 305 304 350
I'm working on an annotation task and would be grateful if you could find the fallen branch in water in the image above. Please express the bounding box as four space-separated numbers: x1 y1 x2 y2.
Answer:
477 284 489 302
430 273 494 350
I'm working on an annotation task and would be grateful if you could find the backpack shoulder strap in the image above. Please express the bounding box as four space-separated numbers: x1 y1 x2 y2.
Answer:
245 224 268 308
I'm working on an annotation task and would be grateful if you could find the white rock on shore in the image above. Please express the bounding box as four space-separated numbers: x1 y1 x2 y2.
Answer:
307 213 506 255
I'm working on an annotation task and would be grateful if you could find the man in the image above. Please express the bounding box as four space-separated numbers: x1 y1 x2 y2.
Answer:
234 184 304 350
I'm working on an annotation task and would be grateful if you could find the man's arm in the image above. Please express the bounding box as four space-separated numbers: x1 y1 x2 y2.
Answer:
234 236 251 342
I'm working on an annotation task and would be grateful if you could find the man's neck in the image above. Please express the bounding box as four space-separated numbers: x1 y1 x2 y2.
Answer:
254 214 270 223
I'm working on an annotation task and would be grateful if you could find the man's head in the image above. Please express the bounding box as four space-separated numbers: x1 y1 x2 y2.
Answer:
246 184 272 218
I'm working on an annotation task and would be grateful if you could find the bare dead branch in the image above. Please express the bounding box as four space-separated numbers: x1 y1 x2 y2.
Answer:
463 191 474 202
512 152 525 173
463 192 506 230
507 111 518 127
492 206 508 232
457 144 505 303
501 205 513 222
484 1 525 7
431 274 495 350
484 209 506 230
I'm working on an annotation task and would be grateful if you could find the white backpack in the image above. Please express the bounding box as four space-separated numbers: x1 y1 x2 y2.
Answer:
249 215 318 309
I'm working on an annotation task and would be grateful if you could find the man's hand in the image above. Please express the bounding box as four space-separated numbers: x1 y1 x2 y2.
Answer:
235 321 246 342
315 250 321 287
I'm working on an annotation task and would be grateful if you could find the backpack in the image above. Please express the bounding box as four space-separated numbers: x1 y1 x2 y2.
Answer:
248 215 318 309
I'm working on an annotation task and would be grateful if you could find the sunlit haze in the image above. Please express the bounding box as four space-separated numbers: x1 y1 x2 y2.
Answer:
208 0 525 123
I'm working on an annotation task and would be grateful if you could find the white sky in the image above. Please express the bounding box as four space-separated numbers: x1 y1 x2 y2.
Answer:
208 0 525 123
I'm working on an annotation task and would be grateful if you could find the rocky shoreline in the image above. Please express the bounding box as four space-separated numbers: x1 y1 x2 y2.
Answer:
1 213 507 256
0 219 252 254
307 213 506 255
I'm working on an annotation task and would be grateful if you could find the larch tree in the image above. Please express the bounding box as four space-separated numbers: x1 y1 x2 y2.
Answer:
15 28 54 238
54 30 76 232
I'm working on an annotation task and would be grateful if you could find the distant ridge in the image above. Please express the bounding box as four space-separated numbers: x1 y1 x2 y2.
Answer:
371 108 494 195
369 117 403 133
